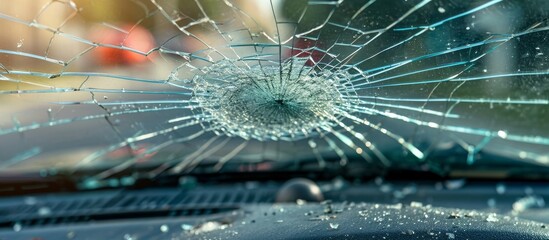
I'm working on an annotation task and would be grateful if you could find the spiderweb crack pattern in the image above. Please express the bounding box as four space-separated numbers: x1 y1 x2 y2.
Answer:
0 0 548 178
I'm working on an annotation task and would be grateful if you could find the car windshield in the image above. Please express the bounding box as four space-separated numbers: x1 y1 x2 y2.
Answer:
0 0 548 182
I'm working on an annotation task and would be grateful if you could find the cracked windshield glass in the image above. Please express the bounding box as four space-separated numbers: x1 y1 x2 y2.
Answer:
0 0 548 181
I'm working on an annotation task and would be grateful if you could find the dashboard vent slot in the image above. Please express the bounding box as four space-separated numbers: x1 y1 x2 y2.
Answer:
0 207 237 229
0 186 278 229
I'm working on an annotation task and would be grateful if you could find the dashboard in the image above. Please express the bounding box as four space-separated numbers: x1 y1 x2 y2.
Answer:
0 178 547 239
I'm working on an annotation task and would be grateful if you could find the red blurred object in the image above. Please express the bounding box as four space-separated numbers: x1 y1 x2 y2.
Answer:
91 24 155 66
287 38 324 66
107 144 157 163
239 162 273 172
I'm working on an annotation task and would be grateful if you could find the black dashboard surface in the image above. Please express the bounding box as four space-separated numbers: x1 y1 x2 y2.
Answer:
0 179 547 239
